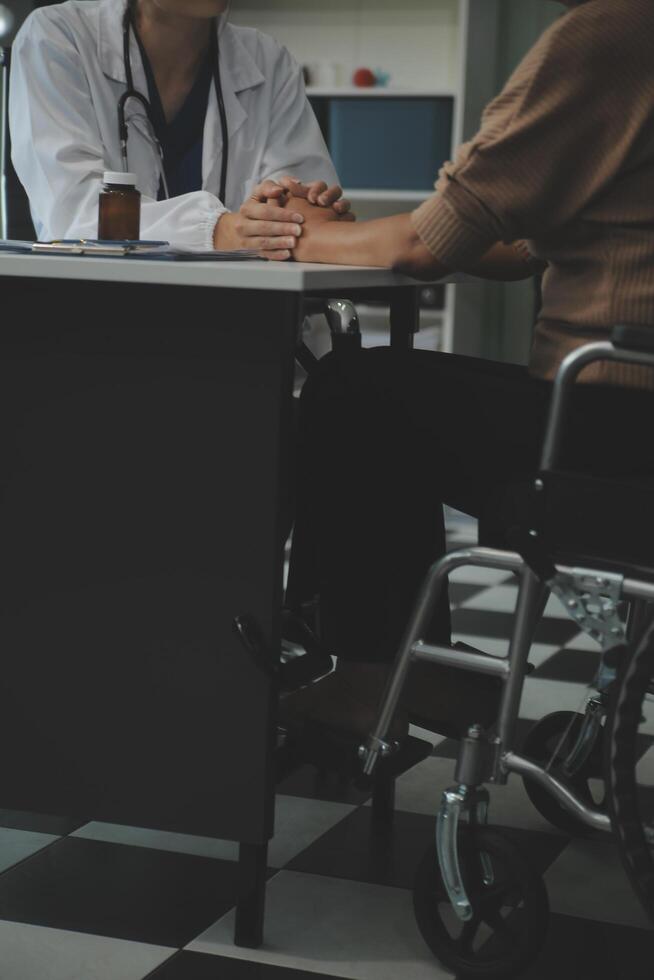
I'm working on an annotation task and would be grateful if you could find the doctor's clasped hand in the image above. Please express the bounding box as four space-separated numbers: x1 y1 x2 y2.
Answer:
214 178 351 260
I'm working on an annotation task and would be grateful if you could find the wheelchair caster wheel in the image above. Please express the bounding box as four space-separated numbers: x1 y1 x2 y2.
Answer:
522 711 605 835
413 827 549 979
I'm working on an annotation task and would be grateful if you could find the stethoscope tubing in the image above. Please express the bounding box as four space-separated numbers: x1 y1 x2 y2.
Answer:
118 1 229 203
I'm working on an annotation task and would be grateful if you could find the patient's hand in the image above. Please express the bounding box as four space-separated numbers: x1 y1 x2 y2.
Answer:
277 176 356 222
282 194 346 226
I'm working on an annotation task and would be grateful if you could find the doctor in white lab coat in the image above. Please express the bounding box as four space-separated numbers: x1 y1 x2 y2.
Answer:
9 0 347 253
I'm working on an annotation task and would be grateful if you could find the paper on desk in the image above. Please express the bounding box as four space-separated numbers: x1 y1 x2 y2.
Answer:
152 243 262 260
0 239 262 260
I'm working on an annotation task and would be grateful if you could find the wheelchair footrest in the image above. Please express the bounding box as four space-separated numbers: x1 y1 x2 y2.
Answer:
279 609 333 692
405 641 535 740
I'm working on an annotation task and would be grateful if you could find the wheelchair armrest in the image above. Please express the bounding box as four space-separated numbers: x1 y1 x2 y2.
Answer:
303 298 361 340
299 299 361 367
611 324 654 354
541 326 654 470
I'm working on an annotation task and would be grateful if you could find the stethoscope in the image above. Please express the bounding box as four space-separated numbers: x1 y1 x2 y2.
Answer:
117 1 229 202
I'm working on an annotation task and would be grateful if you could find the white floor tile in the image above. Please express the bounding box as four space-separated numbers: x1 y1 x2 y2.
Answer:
458 584 518 613
409 724 447 750
72 821 239 862
636 745 654 786
387 755 569 836
452 633 560 669
269 796 356 866
524 642 565 669
543 592 571 619
188 870 454 980
520 677 592 721
73 794 355 869
544 839 653 930
0 827 57 874
459 585 567 619
452 633 510 658
0 920 171 980
563 631 602 652
449 566 514 588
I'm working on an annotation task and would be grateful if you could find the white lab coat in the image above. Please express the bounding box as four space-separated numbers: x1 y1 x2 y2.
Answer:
9 0 338 245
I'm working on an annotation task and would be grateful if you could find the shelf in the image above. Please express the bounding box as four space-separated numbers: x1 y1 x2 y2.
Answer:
356 303 446 318
343 189 434 202
307 87 456 99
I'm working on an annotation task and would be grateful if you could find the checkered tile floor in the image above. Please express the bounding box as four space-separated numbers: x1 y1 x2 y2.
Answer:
0 511 652 979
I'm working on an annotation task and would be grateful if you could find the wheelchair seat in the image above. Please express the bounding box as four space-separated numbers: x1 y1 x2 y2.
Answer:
526 469 654 581
481 468 654 584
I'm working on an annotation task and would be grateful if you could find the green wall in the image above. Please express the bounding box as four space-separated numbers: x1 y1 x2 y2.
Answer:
497 0 561 80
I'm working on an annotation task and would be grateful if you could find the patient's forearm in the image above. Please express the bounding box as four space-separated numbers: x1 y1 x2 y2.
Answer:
294 209 544 282
294 213 450 279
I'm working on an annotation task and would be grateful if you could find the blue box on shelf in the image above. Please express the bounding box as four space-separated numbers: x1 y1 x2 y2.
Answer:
325 96 454 191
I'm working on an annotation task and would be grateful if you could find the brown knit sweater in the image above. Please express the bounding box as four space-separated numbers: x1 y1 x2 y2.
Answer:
412 0 654 388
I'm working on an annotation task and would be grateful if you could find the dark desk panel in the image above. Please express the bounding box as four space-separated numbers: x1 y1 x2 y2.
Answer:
0 278 300 847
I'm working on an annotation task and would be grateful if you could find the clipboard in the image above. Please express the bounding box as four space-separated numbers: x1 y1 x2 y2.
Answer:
0 238 167 256
31 240 170 256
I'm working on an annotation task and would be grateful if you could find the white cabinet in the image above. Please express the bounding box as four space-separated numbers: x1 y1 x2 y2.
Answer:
231 0 462 92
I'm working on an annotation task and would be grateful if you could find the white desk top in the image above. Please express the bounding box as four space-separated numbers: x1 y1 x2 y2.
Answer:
0 253 468 292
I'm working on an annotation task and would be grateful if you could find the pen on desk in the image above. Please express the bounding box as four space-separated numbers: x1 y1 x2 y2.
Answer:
48 239 169 247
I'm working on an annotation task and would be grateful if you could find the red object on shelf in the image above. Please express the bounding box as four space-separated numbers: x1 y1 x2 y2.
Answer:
352 67 376 88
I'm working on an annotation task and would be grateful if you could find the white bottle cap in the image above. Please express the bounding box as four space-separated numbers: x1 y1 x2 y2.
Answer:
103 171 137 186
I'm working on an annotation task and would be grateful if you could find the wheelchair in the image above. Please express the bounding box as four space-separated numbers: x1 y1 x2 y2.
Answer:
348 323 654 978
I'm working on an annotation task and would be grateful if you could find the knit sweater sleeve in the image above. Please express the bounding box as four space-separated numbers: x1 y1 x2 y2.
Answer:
412 2 652 266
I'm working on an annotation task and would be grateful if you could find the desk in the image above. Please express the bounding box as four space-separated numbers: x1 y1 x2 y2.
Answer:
0 255 455 946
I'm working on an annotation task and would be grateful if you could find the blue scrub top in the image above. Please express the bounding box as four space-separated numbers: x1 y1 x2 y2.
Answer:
134 31 212 199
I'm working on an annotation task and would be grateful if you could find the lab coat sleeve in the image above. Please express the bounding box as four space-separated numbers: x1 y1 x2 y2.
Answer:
258 44 339 189
9 13 225 246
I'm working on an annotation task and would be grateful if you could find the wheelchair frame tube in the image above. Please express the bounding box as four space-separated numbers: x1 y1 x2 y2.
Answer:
624 579 654 603
360 547 523 775
362 550 654 779
413 641 510 677
496 568 544 753
541 341 654 471
0 49 8 242
503 751 611 832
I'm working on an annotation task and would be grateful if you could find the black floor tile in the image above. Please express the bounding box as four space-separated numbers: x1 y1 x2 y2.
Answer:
532 648 599 683
0 808 86 836
0 835 245 947
433 717 535 760
451 608 579 647
148 950 350 979
287 808 432 890
276 764 372 806
521 913 654 980
287 807 566 890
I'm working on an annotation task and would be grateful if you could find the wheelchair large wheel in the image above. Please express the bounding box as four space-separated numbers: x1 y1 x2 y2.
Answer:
605 625 654 925
521 710 605 835
413 826 549 979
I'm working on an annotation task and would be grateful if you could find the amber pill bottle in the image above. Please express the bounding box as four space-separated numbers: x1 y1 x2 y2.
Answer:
98 171 141 240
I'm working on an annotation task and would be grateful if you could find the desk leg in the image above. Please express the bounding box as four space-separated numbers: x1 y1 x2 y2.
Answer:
235 841 269 948
390 288 420 349
371 773 396 831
